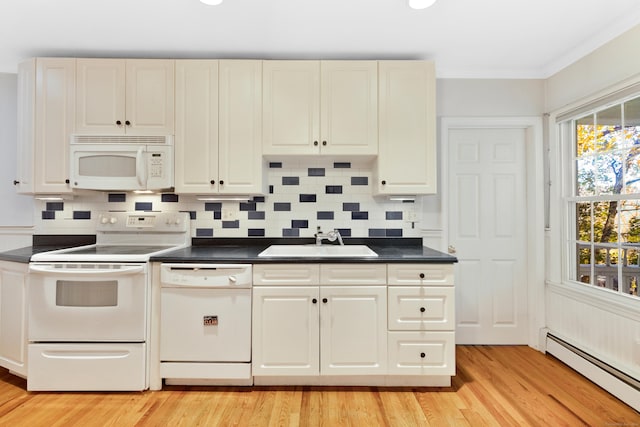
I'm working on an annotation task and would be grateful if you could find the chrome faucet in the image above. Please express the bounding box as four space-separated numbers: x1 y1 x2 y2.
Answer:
315 227 344 246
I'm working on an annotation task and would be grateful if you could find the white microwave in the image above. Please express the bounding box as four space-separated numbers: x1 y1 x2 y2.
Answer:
69 135 174 191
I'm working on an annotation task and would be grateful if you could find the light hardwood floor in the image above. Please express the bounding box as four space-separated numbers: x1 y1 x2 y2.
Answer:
0 346 637 426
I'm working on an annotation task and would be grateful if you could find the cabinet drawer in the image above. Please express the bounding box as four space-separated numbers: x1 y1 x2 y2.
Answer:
388 287 454 331
320 264 386 285
388 332 455 376
388 264 453 286
253 264 320 285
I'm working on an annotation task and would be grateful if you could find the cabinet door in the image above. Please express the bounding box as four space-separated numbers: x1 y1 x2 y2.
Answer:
218 60 264 194
262 61 320 155
376 61 436 194
320 61 377 155
34 58 75 193
125 59 175 135
320 286 387 375
76 58 126 134
252 286 319 376
0 262 28 377
174 60 219 193
16 59 35 194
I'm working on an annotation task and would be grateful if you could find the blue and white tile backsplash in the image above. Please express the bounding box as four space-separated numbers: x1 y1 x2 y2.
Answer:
34 159 423 238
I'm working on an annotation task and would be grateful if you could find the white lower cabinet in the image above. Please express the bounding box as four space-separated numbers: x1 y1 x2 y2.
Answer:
252 264 387 377
252 262 455 386
0 261 28 377
252 285 320 375
388 332 455 375
387 264 456 377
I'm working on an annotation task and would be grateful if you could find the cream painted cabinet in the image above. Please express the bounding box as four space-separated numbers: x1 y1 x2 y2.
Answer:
0 261 29 377
16 58 75 194
375 61 436 195
252 264 387 377
174 60 219 194
387 264 455 376
252 285 320 376
262 60 377 156
175 60 263 194
76 58 174 135
320 286 387 375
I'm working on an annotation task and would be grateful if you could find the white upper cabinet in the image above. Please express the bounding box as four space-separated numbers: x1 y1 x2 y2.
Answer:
16 58 75 194
320 61 378 155
262 60 377 156
174 60 219 194
174 60 263 194
375 61 436 195
76 59 174 135
218 60 264 194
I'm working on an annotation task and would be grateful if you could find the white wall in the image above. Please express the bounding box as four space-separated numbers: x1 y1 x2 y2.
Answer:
420 78 545 249
546 24 640 113
545 24 640 380
0 73 33 249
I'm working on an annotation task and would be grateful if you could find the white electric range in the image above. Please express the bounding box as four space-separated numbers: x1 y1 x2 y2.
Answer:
27 211 190 391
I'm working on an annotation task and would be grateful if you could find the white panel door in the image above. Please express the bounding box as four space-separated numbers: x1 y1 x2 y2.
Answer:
320 286 387 375
320 61 377 155
262 60 320 155
125 59 175 135
76 58 126 134
448 128 528 344
218 60 263 194
174 60 219 193
252 286 319 376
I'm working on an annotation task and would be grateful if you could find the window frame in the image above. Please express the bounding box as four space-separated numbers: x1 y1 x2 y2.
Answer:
562 94 640 300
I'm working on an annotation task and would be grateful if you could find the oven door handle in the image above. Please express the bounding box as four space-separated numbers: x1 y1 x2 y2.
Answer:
29 265 145 276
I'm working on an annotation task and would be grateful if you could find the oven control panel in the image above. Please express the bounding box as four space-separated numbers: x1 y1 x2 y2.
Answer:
96 212 189 233
127 215 156 228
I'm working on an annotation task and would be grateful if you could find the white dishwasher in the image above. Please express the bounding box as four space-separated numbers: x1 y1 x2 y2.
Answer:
159 263 252 386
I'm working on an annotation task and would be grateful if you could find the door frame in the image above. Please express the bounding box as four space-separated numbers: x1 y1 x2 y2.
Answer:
440 116 545 349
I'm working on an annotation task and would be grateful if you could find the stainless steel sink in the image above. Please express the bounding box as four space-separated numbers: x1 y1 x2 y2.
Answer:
258 245 378 258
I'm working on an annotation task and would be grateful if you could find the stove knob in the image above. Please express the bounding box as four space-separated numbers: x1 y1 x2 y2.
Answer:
109 217 117 224
166 217 181 225
100 216 109 224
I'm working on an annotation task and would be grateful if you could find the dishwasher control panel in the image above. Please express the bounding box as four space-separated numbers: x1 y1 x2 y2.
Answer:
160 264 252 288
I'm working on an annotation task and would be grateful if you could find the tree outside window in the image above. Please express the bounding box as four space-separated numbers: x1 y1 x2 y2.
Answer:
574 96 640 297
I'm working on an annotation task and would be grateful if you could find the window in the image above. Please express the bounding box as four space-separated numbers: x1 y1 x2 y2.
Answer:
570 96 640 298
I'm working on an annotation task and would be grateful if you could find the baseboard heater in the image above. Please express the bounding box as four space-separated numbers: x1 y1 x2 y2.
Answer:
545 332 640 411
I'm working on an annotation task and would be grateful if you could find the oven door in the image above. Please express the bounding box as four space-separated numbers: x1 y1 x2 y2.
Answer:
28 263 148 342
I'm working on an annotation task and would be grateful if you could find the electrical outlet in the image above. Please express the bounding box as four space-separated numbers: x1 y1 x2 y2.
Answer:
405 209 418 222
221 203 239 221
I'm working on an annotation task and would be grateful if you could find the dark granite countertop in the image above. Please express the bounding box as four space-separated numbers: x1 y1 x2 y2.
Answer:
151 238 457 264
0 237 457 264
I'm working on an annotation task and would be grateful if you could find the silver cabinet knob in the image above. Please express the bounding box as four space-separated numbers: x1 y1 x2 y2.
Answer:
448 245 457 254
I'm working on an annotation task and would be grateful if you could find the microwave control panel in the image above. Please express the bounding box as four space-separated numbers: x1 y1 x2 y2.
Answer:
149 152 165 178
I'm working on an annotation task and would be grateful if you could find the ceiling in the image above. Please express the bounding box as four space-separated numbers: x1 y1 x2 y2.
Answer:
1 0 640 78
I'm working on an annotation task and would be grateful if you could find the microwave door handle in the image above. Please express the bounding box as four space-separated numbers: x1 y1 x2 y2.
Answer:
29 265 145 276
136 147 147 188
